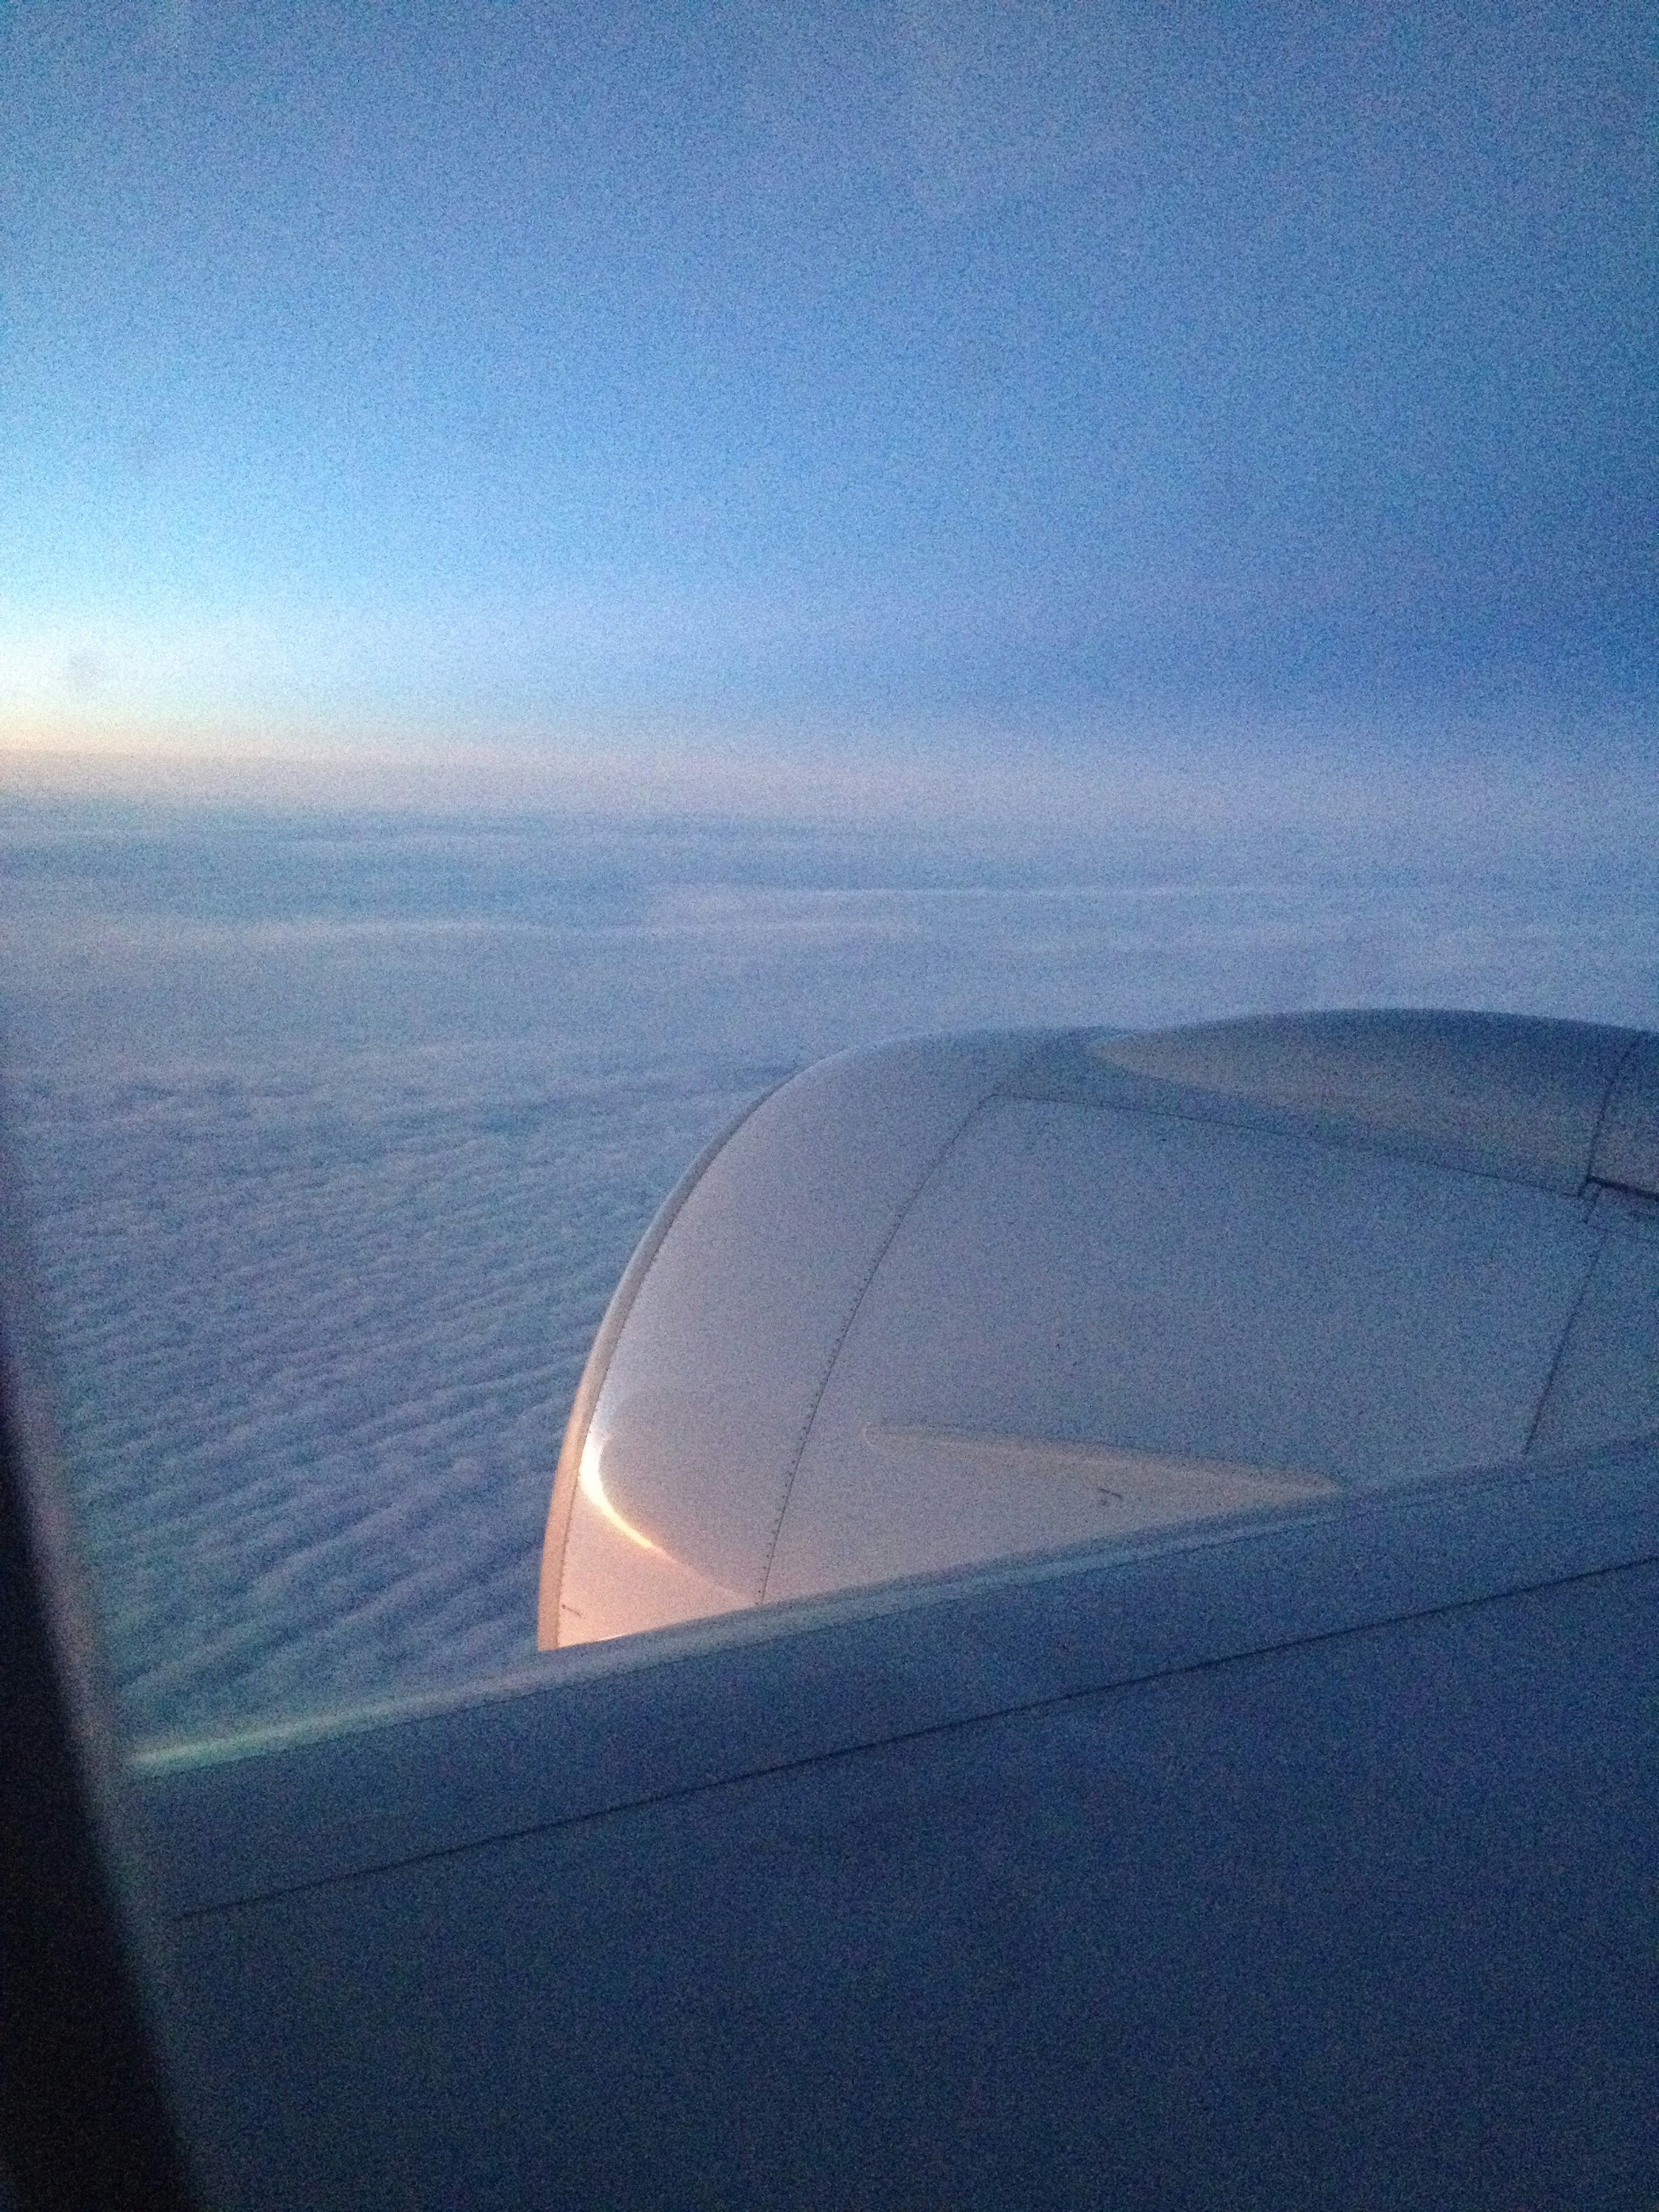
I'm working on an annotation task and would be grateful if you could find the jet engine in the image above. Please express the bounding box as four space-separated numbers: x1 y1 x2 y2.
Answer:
540 1011 1659 1648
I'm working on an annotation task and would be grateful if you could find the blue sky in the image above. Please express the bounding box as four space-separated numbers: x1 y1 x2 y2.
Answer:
0 0 1652 794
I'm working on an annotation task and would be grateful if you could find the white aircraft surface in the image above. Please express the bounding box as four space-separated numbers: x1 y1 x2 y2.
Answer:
3 1009 1656 2208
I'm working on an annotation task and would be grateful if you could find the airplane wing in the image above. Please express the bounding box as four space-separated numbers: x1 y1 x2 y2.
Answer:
6 1009 1658 2209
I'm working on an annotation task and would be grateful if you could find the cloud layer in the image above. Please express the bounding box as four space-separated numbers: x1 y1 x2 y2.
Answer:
3 801 1655 1744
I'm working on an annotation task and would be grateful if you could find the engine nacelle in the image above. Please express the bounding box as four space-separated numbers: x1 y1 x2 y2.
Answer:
540 1011 1659 1648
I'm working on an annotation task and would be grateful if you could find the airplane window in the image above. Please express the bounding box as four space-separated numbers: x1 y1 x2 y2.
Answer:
2 1 1653 1767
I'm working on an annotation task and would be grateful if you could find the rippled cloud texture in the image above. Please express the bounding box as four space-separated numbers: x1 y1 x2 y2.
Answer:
4 796 1657 1744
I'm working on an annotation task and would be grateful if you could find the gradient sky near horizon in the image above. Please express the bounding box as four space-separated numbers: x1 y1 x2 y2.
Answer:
1 0 1653 778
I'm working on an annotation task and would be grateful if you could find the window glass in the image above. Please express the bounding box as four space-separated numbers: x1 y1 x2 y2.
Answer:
1 2 1654 1751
